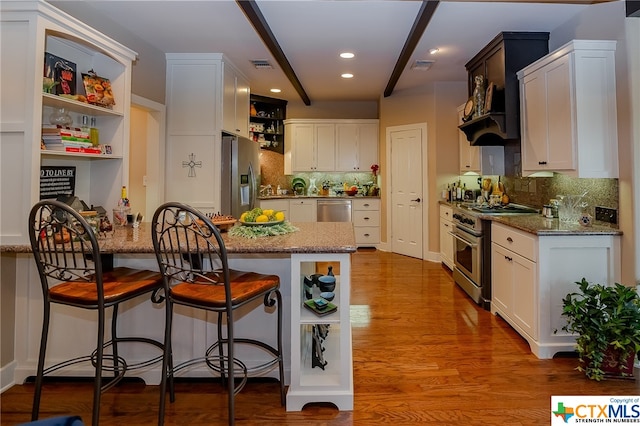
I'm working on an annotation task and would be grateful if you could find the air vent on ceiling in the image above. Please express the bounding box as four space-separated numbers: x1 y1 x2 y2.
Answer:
410 60 435 71
251 59 274 69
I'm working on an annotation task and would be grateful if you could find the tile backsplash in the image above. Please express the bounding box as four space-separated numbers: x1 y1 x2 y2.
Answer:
502 174 619 226
259 150 376 194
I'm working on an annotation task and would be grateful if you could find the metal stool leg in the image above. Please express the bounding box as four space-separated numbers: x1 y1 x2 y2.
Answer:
31 301 50 421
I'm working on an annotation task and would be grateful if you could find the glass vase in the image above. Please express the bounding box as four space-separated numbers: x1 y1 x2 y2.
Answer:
49 108 73 127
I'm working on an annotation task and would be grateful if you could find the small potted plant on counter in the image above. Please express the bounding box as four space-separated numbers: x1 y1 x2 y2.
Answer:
560 278 640 380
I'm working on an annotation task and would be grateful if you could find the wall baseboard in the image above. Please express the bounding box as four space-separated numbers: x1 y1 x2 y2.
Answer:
1 360 16 393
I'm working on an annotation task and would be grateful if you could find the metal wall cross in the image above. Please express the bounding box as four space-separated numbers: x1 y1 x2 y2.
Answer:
182 153 202 177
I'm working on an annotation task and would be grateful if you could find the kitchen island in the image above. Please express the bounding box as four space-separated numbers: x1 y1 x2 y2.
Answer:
2 222 356 411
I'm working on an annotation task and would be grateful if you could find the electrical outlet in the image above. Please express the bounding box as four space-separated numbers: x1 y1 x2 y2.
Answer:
595 206 617 224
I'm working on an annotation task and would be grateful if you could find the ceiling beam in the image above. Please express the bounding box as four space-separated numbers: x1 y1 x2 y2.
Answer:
384 0 440 98
236 0 312 105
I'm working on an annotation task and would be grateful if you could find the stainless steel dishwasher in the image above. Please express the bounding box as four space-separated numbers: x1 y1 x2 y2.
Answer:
317 199 352 222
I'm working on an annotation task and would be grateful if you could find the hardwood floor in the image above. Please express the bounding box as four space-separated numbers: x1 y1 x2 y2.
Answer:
2 250 637 425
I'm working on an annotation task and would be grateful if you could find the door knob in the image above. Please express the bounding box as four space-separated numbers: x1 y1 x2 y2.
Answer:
410 198 421 202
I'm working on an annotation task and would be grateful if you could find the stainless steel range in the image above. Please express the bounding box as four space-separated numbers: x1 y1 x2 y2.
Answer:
450 203 537 310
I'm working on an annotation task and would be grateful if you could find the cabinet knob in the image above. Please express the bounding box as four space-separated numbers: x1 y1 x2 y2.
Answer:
505 255 513 261
364 217 370 221
538 161 547 165
466 165 470 168
364 233 370 237
506 237 513 243
364 203 370 207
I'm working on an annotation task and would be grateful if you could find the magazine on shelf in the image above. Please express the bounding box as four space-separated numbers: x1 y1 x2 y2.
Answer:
44 52 76 96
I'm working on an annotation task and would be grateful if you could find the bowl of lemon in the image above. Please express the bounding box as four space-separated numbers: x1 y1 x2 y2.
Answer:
239 207 286 226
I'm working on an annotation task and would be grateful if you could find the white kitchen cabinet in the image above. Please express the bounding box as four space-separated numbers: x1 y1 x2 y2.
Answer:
165 54 220 212
1 1 136 245
289 199 317 222
491 221 621 359
284 121 335 173
222 61 250 139
352 198 380 247
457 105 504 175
518 40 618 178
491 228 537 340
335 121 379 172
165 54 249 213
288 253 353 411
259 199 289 220
439 204 454 269
285 119 379 173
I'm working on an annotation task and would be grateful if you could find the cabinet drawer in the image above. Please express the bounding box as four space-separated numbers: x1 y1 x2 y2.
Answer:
352 199 380 211
440 204 453 221
259 199 289 212
353 210 380 227
355 227 380 245
492 222 537 261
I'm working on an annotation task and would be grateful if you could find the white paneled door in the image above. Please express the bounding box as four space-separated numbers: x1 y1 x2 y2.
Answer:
390 126 424 259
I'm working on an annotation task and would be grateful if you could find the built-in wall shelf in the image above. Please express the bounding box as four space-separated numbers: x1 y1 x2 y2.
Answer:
250 94 287 154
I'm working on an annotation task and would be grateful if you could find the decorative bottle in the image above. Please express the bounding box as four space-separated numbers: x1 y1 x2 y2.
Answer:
89 117 100 147
473 75 486 118
118 186 130 208
113 186 130 226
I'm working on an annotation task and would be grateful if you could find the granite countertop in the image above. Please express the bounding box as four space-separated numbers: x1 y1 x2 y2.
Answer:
260 195 380 200
1 222 357 254
439 200 621 236
484 214 622 236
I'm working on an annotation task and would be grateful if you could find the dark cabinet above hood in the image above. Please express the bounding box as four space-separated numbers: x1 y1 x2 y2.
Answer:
459 32 549 146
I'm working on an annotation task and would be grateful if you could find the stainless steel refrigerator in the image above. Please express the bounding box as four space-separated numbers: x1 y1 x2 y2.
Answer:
220 134 260 218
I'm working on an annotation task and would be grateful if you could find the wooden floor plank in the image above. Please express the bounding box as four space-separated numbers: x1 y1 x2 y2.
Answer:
2 250 637 425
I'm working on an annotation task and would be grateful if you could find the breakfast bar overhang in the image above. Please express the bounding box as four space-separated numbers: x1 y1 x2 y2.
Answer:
1 222 356 411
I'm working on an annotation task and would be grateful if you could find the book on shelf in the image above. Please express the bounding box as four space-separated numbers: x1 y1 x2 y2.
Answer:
64 146 102 154
42 126 90 140
41 127 102 154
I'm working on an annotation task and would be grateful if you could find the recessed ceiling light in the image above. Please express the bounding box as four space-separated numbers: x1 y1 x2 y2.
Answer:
340 52 355 59
429 48 440 55
270 88 281 93
341 73 354 79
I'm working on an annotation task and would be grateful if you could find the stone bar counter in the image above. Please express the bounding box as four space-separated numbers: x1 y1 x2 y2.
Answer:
2 222 357 411
1 222 357 254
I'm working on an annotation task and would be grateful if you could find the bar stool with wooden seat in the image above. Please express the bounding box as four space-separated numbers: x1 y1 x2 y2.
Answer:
151 202 285 426
28 200 165 426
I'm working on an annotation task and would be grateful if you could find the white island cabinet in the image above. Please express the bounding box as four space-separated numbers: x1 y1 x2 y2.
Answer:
6 222 355 411
491 221 621 359
1 0 136 245
518 40 618 178
288 253 353 411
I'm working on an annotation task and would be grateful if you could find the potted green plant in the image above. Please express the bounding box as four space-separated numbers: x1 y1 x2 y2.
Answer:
560 278 640 381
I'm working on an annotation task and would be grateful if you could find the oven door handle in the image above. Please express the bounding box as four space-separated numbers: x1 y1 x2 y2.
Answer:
450 232 478 248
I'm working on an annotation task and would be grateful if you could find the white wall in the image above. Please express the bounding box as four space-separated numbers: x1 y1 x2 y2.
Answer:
627 16 640 284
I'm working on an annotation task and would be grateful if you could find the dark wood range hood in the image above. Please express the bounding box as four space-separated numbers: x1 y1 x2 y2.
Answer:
459 32 549 146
